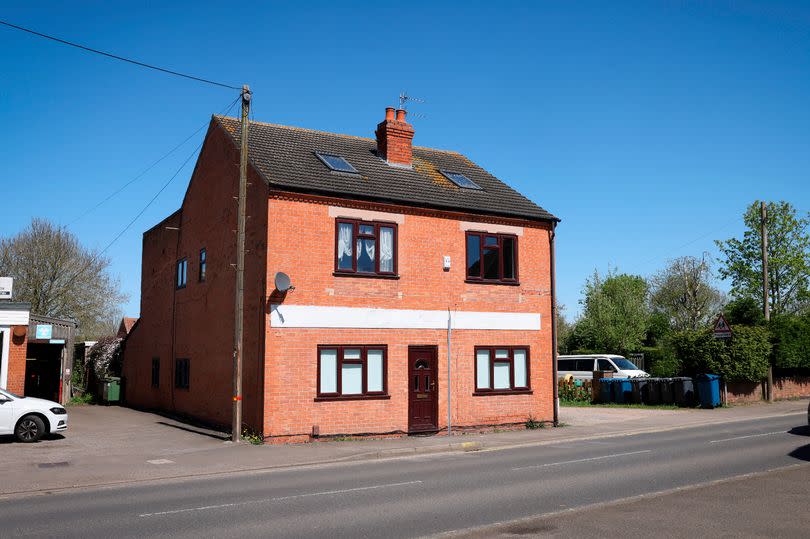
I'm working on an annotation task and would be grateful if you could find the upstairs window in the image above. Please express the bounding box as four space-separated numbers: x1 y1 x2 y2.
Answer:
335 219 397 276
199 248 207 282
465 232 518 284
440 170 482 190
176 258 187 289
315 152 358 174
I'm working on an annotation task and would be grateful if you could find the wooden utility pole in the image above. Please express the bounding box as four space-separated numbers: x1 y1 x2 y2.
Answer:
761 201 772 402
232 84 251 442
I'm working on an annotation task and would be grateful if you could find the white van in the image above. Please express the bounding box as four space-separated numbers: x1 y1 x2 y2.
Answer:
558 355 649 380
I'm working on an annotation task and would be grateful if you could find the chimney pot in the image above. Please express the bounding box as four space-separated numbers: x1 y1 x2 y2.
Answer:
385 107 396 121
395 109 406 121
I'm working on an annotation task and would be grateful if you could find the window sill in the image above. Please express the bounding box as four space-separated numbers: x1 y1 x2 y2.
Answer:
465 279 520 287
473 390 533 396
314 395 391 402
333 272 400 280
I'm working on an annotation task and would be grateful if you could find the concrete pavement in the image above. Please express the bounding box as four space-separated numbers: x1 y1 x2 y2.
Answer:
1 399 807 496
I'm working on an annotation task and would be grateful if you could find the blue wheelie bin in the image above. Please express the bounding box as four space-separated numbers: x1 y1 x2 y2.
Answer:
611 378 632 404
696 374 722 408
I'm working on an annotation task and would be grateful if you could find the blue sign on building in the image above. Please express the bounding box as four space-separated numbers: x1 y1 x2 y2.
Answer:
35 324 53 340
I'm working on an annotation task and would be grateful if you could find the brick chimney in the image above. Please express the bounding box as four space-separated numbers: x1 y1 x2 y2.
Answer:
375 107 415 167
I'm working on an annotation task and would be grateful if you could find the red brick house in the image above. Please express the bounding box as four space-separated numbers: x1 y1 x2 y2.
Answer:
122 107 559 442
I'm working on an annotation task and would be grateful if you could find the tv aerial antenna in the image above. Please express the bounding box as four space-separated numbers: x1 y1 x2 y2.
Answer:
398 91 427 119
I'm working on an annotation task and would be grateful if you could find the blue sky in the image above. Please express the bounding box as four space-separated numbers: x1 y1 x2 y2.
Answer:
1 1 808 320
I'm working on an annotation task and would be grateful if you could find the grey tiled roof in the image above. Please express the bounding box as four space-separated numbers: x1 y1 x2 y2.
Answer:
214 116 558 222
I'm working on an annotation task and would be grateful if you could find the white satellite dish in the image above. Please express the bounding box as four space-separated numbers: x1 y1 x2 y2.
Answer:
274 272 294 292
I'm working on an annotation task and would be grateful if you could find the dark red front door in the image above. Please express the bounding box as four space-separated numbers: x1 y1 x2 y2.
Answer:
408 346 438 433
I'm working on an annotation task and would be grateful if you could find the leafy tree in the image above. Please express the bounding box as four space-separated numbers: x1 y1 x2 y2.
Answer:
0 218 126 339
555 303 574 354
577 270 650 354
724 297 764 326
650 256 724 330
644 312 673 346
716 201 810 316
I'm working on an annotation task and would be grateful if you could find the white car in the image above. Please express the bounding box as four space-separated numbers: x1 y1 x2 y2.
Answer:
0 388 68 442
558 354 650 380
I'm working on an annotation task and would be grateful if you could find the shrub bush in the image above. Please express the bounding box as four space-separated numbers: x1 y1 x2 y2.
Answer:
670 325 771 382
558 379 592 402
642 345 681 377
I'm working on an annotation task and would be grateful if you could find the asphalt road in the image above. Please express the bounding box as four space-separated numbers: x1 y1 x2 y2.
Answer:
3 414 808 538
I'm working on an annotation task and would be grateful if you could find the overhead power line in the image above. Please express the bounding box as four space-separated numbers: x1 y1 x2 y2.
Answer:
97 140 203 257
0 19 241 90
68 94 241 226
60 95 241 284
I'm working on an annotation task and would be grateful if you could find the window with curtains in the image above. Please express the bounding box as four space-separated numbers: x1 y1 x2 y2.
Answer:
474 347 530 394
465 232 518 284
317 346 388 399
334 219 397 276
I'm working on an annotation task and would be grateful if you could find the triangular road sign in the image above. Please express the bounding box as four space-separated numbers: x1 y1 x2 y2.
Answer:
713 314 732 338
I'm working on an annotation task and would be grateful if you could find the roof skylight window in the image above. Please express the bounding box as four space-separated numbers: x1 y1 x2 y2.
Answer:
315 152 358 174
440 170 482 190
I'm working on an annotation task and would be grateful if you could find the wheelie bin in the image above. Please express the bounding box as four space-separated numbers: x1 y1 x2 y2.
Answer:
696 374 721 408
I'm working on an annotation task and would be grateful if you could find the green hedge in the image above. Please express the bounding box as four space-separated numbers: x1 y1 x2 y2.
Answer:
769 314 810 370
670 325 771 382
640 346 681 377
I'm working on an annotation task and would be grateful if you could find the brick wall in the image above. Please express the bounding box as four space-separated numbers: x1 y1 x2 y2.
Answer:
725 377 810 404
264 195 553 441
6 327 27 394
123 121 267 432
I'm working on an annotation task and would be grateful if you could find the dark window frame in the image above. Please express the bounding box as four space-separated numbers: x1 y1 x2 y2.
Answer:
334 218 398 277
473 346 531 395
174 358 190 390
176 258 187 289
316 345 389 401
465 231 519 285
198 248 207 282
151 357 160 388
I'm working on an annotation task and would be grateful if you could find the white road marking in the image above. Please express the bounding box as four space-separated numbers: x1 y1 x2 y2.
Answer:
146 459 175 465
138 480 423 518
512 450 652 471
709 431 786 444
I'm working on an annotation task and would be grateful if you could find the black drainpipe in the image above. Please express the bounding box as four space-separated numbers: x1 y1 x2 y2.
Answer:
550 222 559 427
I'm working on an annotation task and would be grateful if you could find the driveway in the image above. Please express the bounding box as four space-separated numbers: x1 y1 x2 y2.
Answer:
0 405 227 493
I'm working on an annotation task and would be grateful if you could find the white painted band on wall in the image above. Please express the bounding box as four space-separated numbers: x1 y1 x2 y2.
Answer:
328 206 405 224
0 310 30 326
459 221 524 236
270 304 541 330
